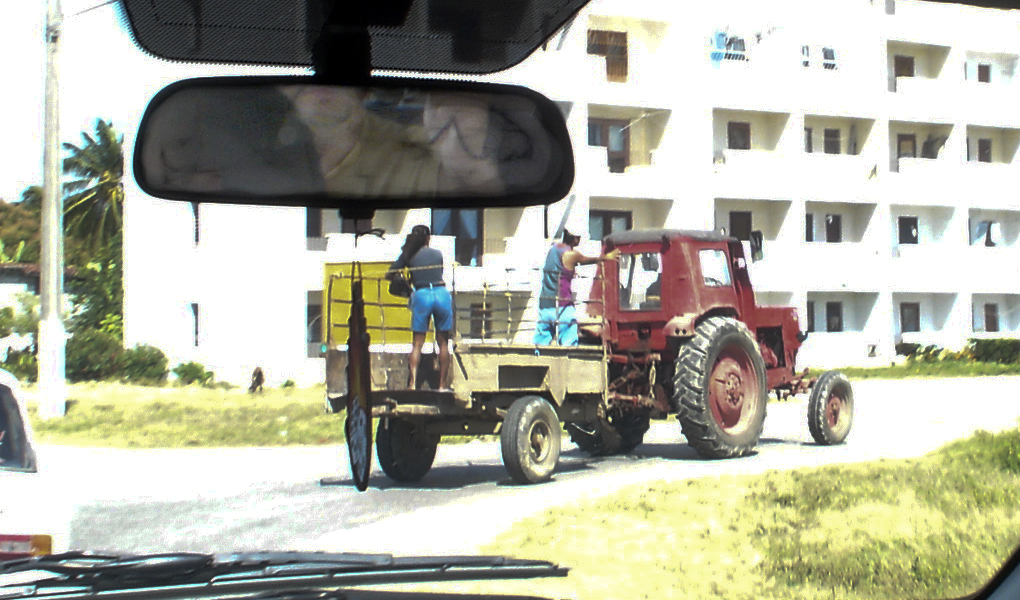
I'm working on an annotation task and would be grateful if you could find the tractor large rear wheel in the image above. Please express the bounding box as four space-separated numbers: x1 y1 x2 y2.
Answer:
673 316 767 458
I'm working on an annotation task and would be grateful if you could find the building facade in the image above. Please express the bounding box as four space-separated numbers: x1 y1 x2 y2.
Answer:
122 0 1020 386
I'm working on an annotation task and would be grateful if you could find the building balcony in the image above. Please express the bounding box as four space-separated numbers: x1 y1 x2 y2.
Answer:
712 150 796 199
578 146 673 200
885 157 963 204
797 153 879 201
748 241 884 292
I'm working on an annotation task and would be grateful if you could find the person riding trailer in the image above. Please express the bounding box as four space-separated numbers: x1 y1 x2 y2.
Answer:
534 230 618 346
386 224 453 390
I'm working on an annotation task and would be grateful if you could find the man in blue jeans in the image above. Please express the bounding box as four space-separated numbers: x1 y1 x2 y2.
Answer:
388 225 453 390
534 230 618 345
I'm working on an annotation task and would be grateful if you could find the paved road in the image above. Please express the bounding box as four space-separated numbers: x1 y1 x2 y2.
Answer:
36 376 1020 555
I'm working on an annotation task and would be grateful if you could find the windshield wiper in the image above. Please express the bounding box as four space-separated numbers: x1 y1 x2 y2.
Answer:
0 552 568 600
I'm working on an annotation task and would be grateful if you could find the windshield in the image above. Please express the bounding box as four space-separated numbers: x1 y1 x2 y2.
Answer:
6 0 1020 599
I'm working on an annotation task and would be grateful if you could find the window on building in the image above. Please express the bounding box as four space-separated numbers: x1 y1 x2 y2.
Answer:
978 63 991 83
190 302 200 347
971 220 1002 247
587 30 628 82
898 216 919 244
727 121 751 150
985 303 1000 333
306 209 323 238
191 202 200 245
978 138 992 163
341 217 374 234
822 47 838 70
805 213 815 242
824 128 841 154
432 208 483 266
725 36 747 61
920 135 945 159
589 210 632 241
900 302 921 333
729 211 752 242
894 55 915 78
804 127 813 152
307 292 322 344
469 303 494 339
801 45 810 67
806 301 815 332
897 134 917 158
588 118 630 173
825 214 842 243
826 302 844 333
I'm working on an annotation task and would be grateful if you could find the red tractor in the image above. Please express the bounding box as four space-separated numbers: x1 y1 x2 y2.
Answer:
573 228 853 457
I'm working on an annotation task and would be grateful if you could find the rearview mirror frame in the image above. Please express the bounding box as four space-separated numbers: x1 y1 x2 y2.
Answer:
133 75 575 212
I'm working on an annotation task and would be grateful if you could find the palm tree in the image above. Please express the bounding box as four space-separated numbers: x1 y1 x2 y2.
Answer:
62 119 124 252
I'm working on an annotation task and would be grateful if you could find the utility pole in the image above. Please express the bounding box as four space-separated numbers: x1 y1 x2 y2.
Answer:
39 0 66 419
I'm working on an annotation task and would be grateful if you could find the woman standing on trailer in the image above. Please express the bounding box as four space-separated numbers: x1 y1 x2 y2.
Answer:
387 225 452 390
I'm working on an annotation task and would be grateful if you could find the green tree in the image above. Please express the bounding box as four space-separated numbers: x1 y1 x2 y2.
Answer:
67 241 123 340
0 186 90 267
62 119 124 253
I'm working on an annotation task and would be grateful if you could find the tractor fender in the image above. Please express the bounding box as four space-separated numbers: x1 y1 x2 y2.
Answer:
663 313 700 338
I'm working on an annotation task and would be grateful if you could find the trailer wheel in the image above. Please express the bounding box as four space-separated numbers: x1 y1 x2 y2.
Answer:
567 411 650 456
501 395 561 484
808 370 853 445
376 418 438 483
673 316 767 458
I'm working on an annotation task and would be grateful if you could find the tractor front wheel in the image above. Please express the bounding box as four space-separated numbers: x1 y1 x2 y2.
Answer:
807 370 854 445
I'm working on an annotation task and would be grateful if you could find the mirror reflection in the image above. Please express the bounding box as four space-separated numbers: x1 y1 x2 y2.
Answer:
138 83 566 201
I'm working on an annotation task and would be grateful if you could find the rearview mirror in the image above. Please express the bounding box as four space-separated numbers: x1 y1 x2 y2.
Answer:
749 230 764 262
134 77 574 211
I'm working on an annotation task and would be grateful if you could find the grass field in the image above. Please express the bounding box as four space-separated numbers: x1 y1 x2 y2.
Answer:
26 383 343 447
814 361 1020 380
400 428 1020 600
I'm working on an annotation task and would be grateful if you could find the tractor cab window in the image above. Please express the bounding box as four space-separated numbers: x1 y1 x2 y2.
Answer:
618 252 662 311
699 249 732 287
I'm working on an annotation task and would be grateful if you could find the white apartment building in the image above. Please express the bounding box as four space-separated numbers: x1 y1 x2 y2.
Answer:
122 0 1020 386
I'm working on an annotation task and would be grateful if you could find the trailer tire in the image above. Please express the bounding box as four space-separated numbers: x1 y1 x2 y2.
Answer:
673 316 767 458
501 395 561 484
567 411 650 456
376 418 438 483
807 370 853 445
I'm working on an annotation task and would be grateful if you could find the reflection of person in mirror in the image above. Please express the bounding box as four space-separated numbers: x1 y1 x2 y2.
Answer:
386 225 452 390
141 87 325 195
534 230 619 346
423 93 505 195
281 87 442 197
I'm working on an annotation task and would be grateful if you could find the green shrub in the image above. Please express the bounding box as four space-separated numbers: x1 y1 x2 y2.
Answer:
66 329 123 382
895 342 921 357
171 361 214 386
967 338 1020 365
3 348 37 382
281 379 296 388
120 344 169 385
